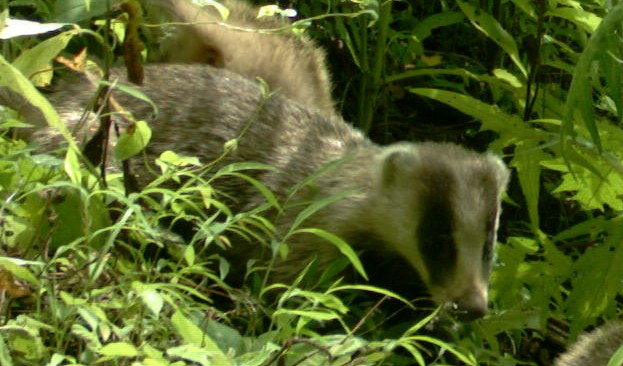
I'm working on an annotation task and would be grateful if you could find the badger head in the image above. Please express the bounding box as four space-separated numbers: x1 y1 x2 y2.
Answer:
373 142 510 320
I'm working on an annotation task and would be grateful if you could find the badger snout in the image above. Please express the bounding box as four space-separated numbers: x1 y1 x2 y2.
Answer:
449 288 488 321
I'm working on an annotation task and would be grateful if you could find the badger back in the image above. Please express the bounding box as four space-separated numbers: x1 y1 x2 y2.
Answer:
554 322 623 366
5 64 509 320
142 0 334 114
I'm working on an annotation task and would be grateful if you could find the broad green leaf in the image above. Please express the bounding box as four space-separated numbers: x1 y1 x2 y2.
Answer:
98 342 139 357
408 87 535 150
456 0 527 77
287 189 356 232
0 322 46 361
184 244 196 266
136 285 164 318
63 148 82 184
278 288 348 313
546 7 601 33
142 343 168 365
565 219 623 337
0 334 12 366
157 150 202 168
562 2 623 150
329 284 412 308
0 257 39 285
404 335 477 365
205 320 243 355
13 30 77 84
114 120 152 161
402 306 440 336
509 0 536 18
493 68 523 88
100 80 159 116
543 157 623 211
293 228 368 280
607 345 623 366
511 141 548 230
273 309 340 321
0 55 76 150
52 0 111 22
396 342 426 366
166 345 212 366
71 324 100 346
412 11 464 42
60 291 88 306
171 311 232 366
599 31 623 121
225 171 280 210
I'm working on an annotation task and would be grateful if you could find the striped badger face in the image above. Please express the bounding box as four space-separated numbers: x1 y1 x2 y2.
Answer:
375 143 509 320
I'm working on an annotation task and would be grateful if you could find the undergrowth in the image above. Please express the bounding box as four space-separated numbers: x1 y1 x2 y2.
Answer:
1 0 623 365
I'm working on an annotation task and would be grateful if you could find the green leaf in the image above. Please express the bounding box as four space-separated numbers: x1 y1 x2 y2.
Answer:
565 219 623 337
171 311 233 366
0 322 46 361
607 345 623 366
222 171 280 210
184 244 195 266
0 334 13 366
166 345 211 366
52 0 112 22
114 120 152 161
456 0 527 77
205 320 243 355
0 257 39 285
141 289 164 318
293 228 368 280
287 189 356 232
100 80 158 116
546 7 601 33
273 309 340 321
0 54 77 150
98 342 139 357
13 30 77 82
63 148 82 184
511 141 548 230
329 284 412 308
543 157 623 211
508 0 536 18
412 11 464 42
408 87 535 150
562 2 623 150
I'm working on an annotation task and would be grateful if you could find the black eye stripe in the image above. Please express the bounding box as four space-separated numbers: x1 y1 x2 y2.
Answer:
416 169 456 285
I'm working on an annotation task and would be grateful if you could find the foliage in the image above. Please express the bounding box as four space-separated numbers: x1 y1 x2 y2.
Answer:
1 0 623 365
292 0 623 363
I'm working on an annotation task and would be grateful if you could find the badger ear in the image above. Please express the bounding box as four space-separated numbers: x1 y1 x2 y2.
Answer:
378 144 418 192
485 154 511 193
380 150 402 189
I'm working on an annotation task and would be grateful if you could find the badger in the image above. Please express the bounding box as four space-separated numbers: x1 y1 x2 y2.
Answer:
142 0 334 114
3 63 509 319
554 321 623 366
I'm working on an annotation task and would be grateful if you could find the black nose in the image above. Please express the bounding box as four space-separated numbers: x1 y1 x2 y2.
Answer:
453 303 487 321
450 293 488 321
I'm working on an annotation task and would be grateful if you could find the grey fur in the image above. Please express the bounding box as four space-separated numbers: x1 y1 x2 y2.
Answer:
555 322 623 366
142 0 334 113
4 64 509 318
